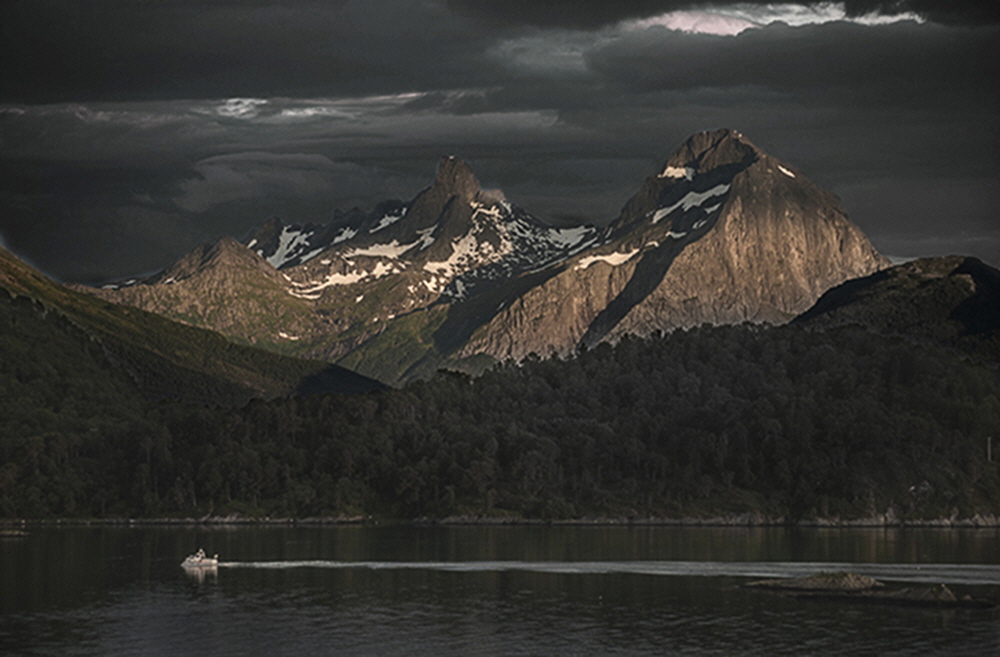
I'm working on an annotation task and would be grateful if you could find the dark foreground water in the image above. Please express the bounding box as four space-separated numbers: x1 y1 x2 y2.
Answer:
2 525 999 655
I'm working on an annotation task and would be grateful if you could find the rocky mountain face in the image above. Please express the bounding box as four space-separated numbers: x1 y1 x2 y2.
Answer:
460 129 889 360
83 129 889 383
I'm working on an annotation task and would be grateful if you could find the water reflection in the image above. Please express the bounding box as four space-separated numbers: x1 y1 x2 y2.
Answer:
1 526 998 656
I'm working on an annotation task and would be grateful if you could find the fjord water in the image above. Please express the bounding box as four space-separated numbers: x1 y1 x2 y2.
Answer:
2 526 998 655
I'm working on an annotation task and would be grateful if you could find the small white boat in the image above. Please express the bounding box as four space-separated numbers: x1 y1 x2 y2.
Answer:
181 548 218 567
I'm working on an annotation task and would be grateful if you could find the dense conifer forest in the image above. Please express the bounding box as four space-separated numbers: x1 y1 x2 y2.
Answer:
4 295 998 522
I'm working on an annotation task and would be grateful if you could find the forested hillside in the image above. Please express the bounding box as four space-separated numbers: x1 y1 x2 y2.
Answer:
4 319 997 522
1 247 383 406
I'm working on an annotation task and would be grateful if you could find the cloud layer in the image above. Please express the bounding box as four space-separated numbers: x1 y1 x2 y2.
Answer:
0 1 997 281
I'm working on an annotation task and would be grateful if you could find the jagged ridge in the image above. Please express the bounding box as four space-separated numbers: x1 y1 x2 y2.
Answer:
250 156 599 303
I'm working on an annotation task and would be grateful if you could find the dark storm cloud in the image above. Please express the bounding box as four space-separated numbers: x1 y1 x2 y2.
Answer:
586 20 997 104
174 152 340 212
7 1 995 104
0 1 997 280
1 0 491 103
452 18 998 181
0 93 578 281
573 20 1000 182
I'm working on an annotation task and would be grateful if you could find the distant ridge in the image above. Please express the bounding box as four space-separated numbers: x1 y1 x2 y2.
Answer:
794 255 1000 363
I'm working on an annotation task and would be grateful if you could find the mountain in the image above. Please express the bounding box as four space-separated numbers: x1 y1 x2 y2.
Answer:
460 130 888 360
250 156 598 293
77 236 316 353
2 247 383 405
794 255 1000 363
82 129 888 383
84 155 601 381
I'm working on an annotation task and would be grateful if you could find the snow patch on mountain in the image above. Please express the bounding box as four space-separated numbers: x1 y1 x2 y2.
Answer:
548 225 596 249
424 228 509 277
287 261 401 299
332 226 357 245
452 278 468 301
660 165 695 180
370 207 408 233
651 183 731 224
414 227 436 250
345 240 415 260
576 250 638 270
296 246 327 264
253 224 361 270
265 226 316 268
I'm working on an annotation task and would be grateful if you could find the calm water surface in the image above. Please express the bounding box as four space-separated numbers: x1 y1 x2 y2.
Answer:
2 525 999 655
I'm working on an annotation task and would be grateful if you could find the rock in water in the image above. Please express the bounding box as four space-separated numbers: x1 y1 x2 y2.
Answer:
745 572 995 608
745 572 884 591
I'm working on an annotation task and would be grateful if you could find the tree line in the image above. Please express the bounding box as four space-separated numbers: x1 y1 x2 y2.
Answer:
3 309 998 521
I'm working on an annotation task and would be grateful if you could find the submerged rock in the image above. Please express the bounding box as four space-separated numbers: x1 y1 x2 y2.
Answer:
745 571 883 591
745 572 994 609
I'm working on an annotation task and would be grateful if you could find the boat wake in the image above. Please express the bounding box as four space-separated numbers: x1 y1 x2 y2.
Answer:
216 560 1000 586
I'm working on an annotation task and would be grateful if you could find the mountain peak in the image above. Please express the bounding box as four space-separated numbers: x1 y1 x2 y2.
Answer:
433 155 481 201
209 235 261 263
659 128 759 178
143 235 268 285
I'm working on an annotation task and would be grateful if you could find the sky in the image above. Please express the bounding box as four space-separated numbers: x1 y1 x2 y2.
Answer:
1 0 997 283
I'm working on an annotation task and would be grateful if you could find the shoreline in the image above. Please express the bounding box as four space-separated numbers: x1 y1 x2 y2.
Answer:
3 512 1000 528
